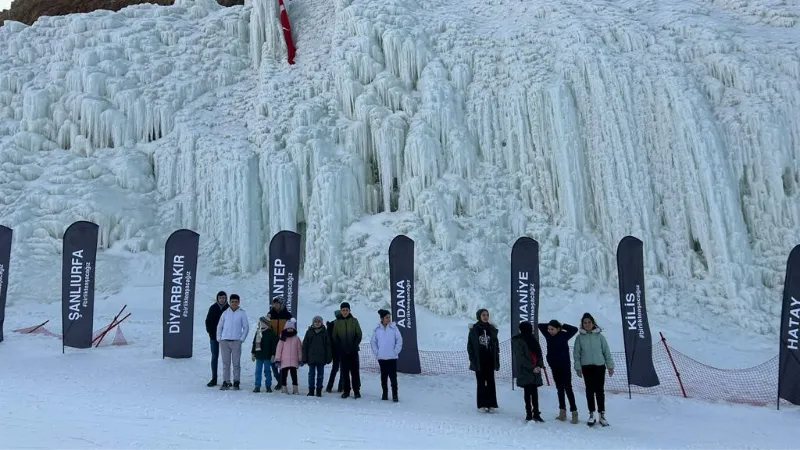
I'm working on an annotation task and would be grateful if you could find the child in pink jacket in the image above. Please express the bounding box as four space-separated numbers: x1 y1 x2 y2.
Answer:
274 318 302 394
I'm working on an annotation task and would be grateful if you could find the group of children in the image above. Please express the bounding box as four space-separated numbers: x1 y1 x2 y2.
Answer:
469 309 614 427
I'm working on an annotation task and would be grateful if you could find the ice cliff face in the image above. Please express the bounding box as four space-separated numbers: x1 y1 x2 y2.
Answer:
0 0 797 330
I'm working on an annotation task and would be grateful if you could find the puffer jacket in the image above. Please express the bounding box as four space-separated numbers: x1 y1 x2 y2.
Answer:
370 322 403 360
573 326 615 371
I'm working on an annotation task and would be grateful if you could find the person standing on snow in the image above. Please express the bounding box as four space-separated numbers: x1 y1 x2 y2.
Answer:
332 302 363 399
216 294 249 390
370 309 403 402
538 319 580 423
268 296 293 390
204 291 229 387
274 318 302 394
467 308 500 412
251 313 278 393
573 312 614 427
325 310 344 393
511 321 545 422
302 315 332 396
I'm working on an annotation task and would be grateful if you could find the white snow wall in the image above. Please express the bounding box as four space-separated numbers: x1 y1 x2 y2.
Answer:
0 0 797 330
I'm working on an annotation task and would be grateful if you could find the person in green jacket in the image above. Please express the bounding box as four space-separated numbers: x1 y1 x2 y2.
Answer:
332 302 363 399
251 314 279 393
573 312 614 427
511 321 545 422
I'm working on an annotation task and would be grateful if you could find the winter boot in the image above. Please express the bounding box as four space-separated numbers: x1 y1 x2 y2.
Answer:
392 387 398 403
353 390 361 399
307 388 315 396
556 409 567 421
207 378 217 387
532 413 545 423
265 386 273 393
525 411 533 421
587 412 596 427
599 412 609 427
253 387 261 393
281 386 288 394
325 384 333 393
220 381 231 390
341 391 350 399
232 381 240 391
381 389 388 401
292 385 299 395
571 411 579 424
316 387 322 397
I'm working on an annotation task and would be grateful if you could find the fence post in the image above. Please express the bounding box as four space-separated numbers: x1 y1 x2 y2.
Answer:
659 332 687 398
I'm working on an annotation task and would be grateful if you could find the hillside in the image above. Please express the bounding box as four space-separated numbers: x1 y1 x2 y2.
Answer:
0 0 798 335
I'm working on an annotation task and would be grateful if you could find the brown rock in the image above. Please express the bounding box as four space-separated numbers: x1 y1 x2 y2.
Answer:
0 0 245 26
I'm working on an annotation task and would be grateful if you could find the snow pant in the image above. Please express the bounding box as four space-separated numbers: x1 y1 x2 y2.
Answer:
271 361 282 387
378 359 398 396
582 364 606 413
523 384 540 415
340 352 361 393
326 351 343 391
219 339 242 383
475 368 498 409
254 358 272 388
551 365 578 411
308 363 325 390
280 367 298 386
209 339 220 380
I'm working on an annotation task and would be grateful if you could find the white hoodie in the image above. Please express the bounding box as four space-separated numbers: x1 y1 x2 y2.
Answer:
217 307 250 342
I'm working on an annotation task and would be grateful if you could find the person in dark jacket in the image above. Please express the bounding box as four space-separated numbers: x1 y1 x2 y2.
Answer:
538 319 579 423
467 308 500 412
332 302 363 399
512 322 545 422
268 296 293 389
325 310 344 393
302 315 333 397
204 291 229 387
251 314 279 392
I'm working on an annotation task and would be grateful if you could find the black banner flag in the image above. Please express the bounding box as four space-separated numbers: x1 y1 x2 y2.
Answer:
510 237 540 379
0 225 11 343
616 236 659 388
61 221 99 350
163 229 200 359
269 230 301 320
389 235 421 374
778 244 800 407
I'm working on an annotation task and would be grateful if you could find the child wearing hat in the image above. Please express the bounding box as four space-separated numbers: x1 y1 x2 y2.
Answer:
274 318 302 394
370 309 403 402
251 313 279 392
302 315 333 396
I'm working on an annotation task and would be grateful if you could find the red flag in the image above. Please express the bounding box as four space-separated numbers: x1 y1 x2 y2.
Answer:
278 0 296 65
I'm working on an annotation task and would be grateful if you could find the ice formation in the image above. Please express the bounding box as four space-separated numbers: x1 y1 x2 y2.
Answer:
0 0 797 331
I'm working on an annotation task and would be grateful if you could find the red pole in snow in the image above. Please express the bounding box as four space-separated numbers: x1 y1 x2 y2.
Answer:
659 331 688 398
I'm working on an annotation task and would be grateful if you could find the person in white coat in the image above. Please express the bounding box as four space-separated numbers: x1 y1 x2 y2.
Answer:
216 294 249 391
370 309 403 402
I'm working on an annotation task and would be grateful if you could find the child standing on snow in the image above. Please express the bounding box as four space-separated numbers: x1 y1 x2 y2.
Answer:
302 315 333 396
274 318 302 394
511 321 545 422
538 319 580 423
573 312 614 427
251 313 278 393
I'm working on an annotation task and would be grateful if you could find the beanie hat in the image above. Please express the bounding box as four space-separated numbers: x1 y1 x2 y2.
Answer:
475 308 488 321
312 315 324 324
548 319 562 329
340 302 351 310
378 309 390 319
285 318 297 330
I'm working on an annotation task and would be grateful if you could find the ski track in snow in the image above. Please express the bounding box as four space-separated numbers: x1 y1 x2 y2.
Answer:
0 0 798 361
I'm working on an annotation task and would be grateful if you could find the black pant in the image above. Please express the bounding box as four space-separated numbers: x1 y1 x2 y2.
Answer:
327 351 342 390
475 368 498 409
378 359 398 395
582 364 606 413
551 365 577 411
280 367 298 386
523 384 540 415
340 352 361 393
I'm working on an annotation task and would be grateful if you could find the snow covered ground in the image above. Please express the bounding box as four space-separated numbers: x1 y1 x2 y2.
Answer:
1 282 797 449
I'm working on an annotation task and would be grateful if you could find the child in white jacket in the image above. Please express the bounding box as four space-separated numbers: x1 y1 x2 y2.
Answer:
216 294 249 391
370 309 403 402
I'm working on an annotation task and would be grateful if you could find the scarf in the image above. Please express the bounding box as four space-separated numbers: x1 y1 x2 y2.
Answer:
254 316 269 351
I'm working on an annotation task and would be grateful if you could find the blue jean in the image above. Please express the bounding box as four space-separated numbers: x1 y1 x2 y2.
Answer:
308 363 325 390
255 358 272 388
210 339 220 379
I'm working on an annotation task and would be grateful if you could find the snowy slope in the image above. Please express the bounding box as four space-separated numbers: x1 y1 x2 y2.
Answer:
0 0 798 339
